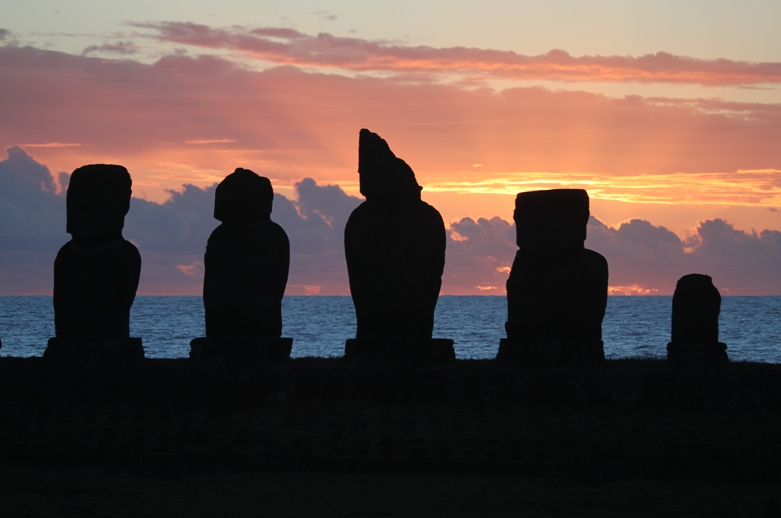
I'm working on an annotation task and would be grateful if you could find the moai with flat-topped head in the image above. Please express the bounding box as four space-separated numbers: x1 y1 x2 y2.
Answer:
498 189 608 366
189 168 292 364
343 129 453 363
667 273 728 368
46 164 143 363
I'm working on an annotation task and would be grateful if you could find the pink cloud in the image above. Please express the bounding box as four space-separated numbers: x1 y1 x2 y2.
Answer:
134 22 781 86
1 43 780 197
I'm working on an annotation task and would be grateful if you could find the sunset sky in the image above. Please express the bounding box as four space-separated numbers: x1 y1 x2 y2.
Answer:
1 1 780 295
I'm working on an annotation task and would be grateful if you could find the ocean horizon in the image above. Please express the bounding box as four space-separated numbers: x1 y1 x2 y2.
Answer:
1 295 779 363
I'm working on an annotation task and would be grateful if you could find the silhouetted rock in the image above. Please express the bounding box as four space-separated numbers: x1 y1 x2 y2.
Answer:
499 189 608 367
47 164 143 363
344 129 452 362
194 168 291 364
667 274 729 368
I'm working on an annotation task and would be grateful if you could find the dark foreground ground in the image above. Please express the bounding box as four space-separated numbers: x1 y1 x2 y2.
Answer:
1 356 780 517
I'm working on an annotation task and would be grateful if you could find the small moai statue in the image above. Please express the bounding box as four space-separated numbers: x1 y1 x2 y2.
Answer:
189 168 292 364
498 189 608 366
343 129 454 362
45 164 143 364
666 273 728 368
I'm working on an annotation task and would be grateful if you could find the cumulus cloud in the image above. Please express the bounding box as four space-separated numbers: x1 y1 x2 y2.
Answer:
2 149 780 296
0 147 363 295
0 146 63 240
443 216 516 294
586 217 781 295
133 22 781 86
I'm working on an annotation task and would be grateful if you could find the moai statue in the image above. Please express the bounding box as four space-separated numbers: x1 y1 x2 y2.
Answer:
189 168 292 364
343 129 453 362
498 189 608 366
45 164 143 363
667 273 728 368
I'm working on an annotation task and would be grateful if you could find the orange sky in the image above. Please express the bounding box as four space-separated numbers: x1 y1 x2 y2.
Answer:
1 14 780 295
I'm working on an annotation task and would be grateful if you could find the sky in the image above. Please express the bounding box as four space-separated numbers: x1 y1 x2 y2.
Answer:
1 1 780 295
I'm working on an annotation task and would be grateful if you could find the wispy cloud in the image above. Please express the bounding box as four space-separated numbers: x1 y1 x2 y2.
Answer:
425 169 781 207
133 22 781 86
20 142 82 148
2 43 779 205
82 41 139 56
184 139 237 145
313 11 337 21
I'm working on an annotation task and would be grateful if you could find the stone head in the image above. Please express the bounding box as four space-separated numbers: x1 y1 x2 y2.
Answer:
514 189 590 251
66 164 132 241
214 168 273 226
358 128 421 201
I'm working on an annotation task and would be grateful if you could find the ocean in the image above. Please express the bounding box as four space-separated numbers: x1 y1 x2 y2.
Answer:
1 296 780 362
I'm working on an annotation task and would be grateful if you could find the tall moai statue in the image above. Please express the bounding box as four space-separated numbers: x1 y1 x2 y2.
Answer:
189 168 292 364
498 189 608 366
344 129 453 362
45 164 143 364
667 273 728 368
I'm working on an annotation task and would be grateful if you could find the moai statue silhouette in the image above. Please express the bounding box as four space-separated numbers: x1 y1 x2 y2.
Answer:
344 129 453 362
499 189 608 366
46 164 143 363
190 168 292 364
667 273 729 368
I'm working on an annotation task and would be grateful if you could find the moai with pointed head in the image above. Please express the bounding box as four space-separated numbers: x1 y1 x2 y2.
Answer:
499 189 608 366
190 168 292 364
667 273 728 368
344 129 453 362
46 164 143 363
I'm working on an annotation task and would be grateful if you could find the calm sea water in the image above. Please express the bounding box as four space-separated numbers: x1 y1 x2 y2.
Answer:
1 296 780 362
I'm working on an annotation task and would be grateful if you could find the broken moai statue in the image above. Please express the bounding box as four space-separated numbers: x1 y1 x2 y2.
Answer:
46 164 143 364
498 189 608 366
344 129 453 363
190 168 292 365
667 273 729 368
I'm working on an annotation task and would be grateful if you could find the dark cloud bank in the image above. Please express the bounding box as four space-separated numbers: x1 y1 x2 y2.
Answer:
2 146 780 295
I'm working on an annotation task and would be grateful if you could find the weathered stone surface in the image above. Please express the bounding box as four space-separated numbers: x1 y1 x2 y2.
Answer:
203 168 290 339
52 164 141 342
345 129 447 348
213 167 273 226
358 128 420 200
667 273 729 368
190 337 293 366
514 189 589 252
505 248 608 344
502 189 608 366
44 337 144 365
54 239 141 339
66 164 132 242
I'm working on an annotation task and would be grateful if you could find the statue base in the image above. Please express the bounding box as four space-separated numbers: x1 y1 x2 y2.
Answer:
496 338 604 367
44 337 144 365
344 338 455 364
190 337 293 366
667 341 729 369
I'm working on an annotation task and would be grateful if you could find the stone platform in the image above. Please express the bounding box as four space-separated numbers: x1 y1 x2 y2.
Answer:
43 337 144 365
189 337 293 365
344 338 455 364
